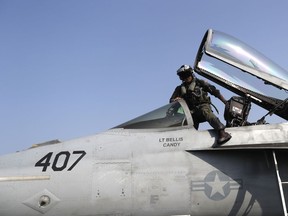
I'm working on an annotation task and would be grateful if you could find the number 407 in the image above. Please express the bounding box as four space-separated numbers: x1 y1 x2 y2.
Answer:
35 151 86 172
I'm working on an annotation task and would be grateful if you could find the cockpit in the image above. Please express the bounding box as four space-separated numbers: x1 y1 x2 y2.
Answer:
115 29 288 130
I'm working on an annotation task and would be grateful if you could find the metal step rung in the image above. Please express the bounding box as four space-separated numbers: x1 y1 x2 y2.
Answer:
273 150 287 216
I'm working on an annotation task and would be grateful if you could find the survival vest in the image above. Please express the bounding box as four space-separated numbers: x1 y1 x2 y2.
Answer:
180 79 211 107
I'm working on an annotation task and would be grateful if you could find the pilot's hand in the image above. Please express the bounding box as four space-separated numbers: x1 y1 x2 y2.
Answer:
219 95 227 104
172 97 182 102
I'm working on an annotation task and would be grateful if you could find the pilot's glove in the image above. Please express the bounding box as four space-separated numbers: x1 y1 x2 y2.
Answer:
171 97 182 102
219 94 227 104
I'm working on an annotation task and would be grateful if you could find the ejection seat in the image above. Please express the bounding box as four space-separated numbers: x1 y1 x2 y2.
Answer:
224 96 251 127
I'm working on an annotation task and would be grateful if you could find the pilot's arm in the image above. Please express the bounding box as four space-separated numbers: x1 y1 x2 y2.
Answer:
200 80 227 104
169 86 182 103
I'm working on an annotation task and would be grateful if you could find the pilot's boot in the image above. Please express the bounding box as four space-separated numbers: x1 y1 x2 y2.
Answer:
207 116 231 147
217 129 231 146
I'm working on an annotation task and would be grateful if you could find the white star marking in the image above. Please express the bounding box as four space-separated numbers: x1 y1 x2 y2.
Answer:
206 172 228 198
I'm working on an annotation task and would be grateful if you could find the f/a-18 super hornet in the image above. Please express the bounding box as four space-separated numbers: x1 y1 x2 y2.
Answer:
1 29 288 216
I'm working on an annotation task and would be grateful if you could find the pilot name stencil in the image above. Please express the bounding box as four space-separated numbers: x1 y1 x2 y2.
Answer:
159 137 183 147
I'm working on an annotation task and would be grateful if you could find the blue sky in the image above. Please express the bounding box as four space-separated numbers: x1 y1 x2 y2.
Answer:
1 0 288 155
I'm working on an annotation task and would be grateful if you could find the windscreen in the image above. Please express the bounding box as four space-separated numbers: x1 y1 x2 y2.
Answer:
114 101 188 129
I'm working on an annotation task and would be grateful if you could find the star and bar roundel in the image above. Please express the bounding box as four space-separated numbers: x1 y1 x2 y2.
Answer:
191 170 243 201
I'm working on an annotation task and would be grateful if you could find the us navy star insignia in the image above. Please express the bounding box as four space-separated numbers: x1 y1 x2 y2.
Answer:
191 170 242 201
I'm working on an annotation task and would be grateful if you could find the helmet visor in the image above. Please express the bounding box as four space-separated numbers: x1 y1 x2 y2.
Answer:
178 72 192 80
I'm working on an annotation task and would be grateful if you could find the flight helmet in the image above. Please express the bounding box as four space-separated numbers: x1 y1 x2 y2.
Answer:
177 65 193 80
176 64 193 80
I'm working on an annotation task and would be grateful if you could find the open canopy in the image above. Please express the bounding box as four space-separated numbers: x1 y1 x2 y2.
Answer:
194 29 288 120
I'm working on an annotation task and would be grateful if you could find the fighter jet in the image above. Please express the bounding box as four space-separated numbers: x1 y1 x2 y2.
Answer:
1 29 288 216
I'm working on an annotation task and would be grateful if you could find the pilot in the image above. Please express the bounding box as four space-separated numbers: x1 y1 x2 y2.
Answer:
170 64 231 146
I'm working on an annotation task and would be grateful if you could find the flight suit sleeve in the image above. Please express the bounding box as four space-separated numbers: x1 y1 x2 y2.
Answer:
169 86 182 103
199 80 227 104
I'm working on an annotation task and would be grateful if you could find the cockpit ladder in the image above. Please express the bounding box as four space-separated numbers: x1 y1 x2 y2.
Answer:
273 150 288 216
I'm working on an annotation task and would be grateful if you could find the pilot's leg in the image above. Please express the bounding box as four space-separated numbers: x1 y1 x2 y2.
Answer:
191 113 200 130
199 104 232 146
